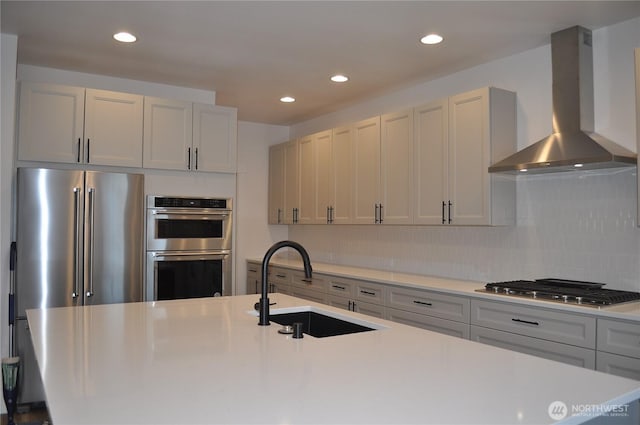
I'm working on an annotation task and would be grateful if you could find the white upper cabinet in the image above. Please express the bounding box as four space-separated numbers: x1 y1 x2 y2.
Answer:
330 125 353 224
268 143 286 224
193 103 237 173
414 99 448 224
380 109 414 224
84 89 143 167
352 116 381 224
143 98 237 173
143 97 193 171
18 82 143 167
297 134 316 224
283 140 300 224
313 130 333 224
414 87 516 226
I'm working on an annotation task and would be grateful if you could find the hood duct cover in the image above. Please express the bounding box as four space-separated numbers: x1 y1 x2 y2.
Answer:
489 26 636 174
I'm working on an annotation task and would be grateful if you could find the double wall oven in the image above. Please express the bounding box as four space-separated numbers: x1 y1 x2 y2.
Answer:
146 196 232 301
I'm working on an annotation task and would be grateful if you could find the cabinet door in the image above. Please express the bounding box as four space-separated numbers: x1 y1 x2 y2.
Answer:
283 140 299 224
297 135 315 224
84 89 143 167
193 103 237 173
471 325 596 369
331 126 353 224
268 143 286 224
143 97 192 170
314 130 333 224
596 351 640 381
18 82 85 163
414 99 448 225
352 116 381 224
448 88 491 225
380 110 413 224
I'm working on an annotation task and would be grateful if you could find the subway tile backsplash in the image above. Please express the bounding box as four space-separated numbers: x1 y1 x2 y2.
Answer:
289 168 640 292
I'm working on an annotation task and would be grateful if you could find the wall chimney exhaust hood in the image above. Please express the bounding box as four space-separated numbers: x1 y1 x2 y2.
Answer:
488 26 636 174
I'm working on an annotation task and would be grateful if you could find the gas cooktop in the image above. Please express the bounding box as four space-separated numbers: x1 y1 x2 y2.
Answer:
478 278 640 307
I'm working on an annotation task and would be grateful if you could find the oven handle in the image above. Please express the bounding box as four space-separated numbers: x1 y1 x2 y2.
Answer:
151 251 231 261
151 211 230 218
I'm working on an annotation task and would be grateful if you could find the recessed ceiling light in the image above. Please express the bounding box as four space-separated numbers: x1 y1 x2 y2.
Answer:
574 163 584 168
331 74 349 83
420 33 443 45
519 169 528 173
280 96 296 103
113 32 137 43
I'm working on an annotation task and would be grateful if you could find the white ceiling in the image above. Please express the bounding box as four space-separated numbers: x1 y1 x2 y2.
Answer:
2 1 640 126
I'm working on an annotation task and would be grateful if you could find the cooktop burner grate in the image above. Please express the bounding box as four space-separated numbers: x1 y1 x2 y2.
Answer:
481 279 640 306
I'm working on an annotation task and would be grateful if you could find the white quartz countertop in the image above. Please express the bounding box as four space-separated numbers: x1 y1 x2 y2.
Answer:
250 258 640 321
28 294 640 425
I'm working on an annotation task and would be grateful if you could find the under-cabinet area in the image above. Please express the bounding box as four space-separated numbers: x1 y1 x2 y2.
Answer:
16 81 237 173
247 259 640 381
268 86 516 226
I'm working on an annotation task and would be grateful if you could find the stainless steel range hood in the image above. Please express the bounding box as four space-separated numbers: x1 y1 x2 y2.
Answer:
489 26 636 174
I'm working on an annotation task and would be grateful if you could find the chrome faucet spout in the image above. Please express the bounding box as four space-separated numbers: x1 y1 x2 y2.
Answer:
259 240 312 326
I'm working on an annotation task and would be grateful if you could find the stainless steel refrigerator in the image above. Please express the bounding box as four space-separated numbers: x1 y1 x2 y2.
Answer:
14 167 144 404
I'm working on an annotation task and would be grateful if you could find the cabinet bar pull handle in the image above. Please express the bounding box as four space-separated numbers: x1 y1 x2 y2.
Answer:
329 206 334 223
195 148 199 170
86 138 90 163
72 187 81 299
277 208 282 224
413 300 432 306
332 284 346 291
187 148 192 170
86 187 96 298
275 274 286 279
360 290 376 296
77 138 81 163
512 318 539 326
327 206 330 224
448 201 452 224
379 204 384 223
442 201 446 224
301 279 312 284
348 300 353 311
374 203 380 224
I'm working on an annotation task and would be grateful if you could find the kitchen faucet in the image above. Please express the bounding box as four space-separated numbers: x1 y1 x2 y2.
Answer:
259 240 312 326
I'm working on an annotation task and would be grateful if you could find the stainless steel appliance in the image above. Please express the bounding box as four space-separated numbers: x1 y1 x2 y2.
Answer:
479 279 640 307
14 167 144 404
146 196 232 301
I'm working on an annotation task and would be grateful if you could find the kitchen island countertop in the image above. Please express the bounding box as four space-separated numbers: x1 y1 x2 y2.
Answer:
28 294 640 424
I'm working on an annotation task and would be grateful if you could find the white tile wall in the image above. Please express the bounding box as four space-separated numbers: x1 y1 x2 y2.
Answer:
289 168 640 292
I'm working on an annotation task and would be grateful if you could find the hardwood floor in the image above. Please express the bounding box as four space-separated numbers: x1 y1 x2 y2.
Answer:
1 406 50 425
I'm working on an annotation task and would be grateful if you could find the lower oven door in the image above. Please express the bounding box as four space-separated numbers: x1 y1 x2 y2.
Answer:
146 251 232 301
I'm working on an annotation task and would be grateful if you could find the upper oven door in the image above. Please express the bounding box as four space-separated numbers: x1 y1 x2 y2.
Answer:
146 209 232 251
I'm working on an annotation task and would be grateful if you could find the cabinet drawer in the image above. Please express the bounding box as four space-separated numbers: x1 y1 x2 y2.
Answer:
246 262 260 275
269 267 291 284
387 286 469 323
387 308 469 339
470 326 595 369
292 272 326 292
290 286 326 304
597 318 640 359
596 351 640 381
354 281 385 304
471 300 595 349
326 277 356 298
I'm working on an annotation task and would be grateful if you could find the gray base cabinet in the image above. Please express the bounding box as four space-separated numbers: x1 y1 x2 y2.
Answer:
596 318 640 380
387 307 469 339
470 325 595 368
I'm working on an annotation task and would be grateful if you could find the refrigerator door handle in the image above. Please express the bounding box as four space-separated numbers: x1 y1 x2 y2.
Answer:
86 187 95 298
72 187 81 299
